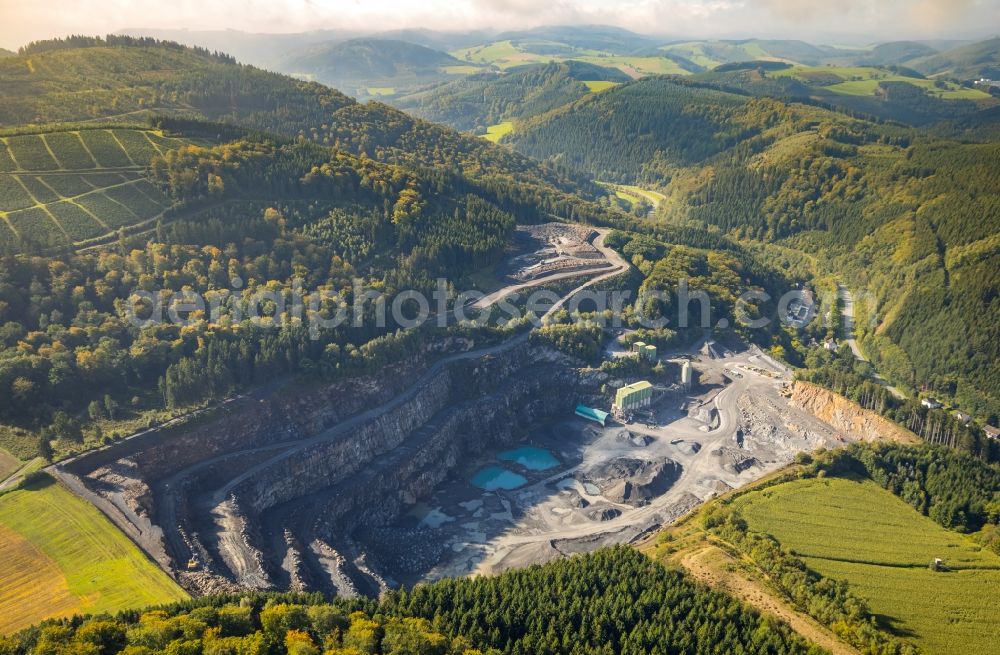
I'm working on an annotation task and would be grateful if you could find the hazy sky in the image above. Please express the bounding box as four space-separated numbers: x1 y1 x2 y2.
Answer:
2 0 999 50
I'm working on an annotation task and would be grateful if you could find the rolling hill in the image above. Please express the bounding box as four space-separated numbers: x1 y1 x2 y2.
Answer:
0 36 352 128
494 24 664 54
692 62 997 125
909 36 1000 79
855 40 939 66
119 27 358 69
395 60 630 132
277 38 467 98
648 443 1000 655
732 476 1000 654
659 39 835 68
0 36 605 198
508 76 1000 418
449 31 694 78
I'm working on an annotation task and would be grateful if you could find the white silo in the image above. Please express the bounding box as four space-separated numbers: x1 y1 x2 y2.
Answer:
681 361 692 390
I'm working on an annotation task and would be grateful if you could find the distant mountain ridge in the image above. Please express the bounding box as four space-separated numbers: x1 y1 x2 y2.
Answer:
396 60 631 131
278 38 463 92
909 36 1000 79
855 41 939 66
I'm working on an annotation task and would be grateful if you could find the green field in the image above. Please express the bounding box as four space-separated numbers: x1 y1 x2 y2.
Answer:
659 42 724 69
451 40 523 66
0 475 187 634
599 182 666 209
482 121 514 143
0 127 185 250
659 40 778 69
773 65 994 100
450 40 688 78
583 80 619 92
575 55 686 77
733 476 1000 654
442 65 484 75
365 87 396 96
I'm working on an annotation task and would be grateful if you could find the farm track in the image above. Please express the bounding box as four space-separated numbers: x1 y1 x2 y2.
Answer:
678 544 862 655
0 127 197 249
1 174 165 240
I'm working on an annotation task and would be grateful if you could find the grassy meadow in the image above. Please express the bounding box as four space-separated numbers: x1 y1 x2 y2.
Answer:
482 121 514 143
582 80 619 92
732 476 1000 654
451 40 689 78
772 65 994 100
0 474 187 635
598 181 666 209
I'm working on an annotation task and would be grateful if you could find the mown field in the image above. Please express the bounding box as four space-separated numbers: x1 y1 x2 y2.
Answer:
0 474 187 635
732 476 1000 654
0 127 188 251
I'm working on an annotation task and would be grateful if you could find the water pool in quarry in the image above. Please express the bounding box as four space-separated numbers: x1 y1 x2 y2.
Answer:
471 466 529 491
497 446 560 471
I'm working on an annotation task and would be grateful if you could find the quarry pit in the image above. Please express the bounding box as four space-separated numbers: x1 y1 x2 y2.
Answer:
52 225 873 597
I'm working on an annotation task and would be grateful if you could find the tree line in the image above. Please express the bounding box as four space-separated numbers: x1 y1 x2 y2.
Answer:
0 548 819 655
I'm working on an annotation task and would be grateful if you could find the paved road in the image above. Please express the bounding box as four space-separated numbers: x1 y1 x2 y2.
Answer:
837 284 905 399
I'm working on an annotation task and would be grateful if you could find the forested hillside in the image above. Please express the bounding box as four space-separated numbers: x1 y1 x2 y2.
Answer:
0 38 657 460
509 76 1000 420
0 126 575 457
855 41 938 66
278 38 463 95
694 63 997 126
396 61 630 132
0 547 819 655
0 36 598 199
908 37 1000 79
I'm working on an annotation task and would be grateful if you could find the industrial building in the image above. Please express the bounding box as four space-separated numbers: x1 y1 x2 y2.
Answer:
631 341 658 362
614 381 653 412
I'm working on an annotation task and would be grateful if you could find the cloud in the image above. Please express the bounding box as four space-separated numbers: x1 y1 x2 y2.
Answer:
908 0 976 30
0 0 997 50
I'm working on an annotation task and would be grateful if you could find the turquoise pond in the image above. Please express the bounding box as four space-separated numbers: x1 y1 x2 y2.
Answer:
471 466 528 491
498 446 560 471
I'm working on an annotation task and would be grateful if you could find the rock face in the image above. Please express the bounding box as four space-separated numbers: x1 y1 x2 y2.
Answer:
789 382 919 444
57 339 599 595
587 458 683 506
